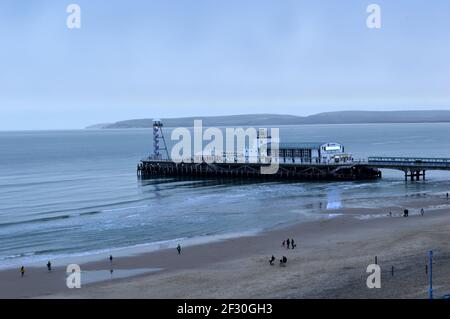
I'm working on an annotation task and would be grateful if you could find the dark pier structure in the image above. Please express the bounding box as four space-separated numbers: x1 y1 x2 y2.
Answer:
137 160 381 181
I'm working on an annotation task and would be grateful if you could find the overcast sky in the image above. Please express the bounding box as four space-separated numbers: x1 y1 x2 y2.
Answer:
1 0 450 130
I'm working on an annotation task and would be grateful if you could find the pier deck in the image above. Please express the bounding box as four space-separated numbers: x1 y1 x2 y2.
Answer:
367 157 450 181
138 157 450 181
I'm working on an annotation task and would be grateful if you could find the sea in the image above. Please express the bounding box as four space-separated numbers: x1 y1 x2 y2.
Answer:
1 123 450 269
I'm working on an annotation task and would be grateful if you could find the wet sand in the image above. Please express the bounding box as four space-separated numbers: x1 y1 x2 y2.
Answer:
2 195 450 299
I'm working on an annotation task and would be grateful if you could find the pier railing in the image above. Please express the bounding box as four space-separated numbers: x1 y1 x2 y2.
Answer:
368 157 450 169
142 156 361 166
142 156 450 171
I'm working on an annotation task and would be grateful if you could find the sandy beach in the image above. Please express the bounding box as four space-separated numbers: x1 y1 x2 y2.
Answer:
2 194 450 299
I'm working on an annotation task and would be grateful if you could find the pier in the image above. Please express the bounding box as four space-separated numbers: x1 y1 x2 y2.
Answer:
137 159 381 181
367 157 450 181
137 119 450 182
138 157 450 182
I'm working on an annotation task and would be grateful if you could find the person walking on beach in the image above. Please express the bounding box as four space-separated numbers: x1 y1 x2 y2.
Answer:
282 240 285 248
447 193 449 200
177 244 181 255
286 239 290 249
421 208 425 216
109 255 113 264
269 255 275 265
20 266 25 278
291 239 296 249
47 261 52 272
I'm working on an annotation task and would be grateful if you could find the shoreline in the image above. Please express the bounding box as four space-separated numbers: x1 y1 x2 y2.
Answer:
0 229 263 271
1 193 450 298
2 189 447 272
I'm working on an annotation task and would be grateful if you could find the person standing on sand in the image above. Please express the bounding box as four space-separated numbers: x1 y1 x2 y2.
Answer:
282 240 285 247
421 208 425 216
20 266 25 277
47 261 52 271
291 239 295 249
177 244 181 255
286 238 290 249
109 255 113 264
269 255 275 265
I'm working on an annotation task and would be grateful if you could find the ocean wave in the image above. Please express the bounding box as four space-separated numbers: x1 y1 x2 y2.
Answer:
355 214 388 220
79 211 102 216
0 251 35 262
0 214 74 227
0 201 150 228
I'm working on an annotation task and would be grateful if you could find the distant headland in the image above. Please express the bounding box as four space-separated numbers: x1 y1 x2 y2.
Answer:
86 110 450 129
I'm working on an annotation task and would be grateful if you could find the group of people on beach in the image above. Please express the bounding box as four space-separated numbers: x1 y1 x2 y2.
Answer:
20 255 114 278
282 238 296 249
20 260 52 278
388 193 450 218
269 255 287 266
267 238 297 267
387 208 427 218
19 246 183 278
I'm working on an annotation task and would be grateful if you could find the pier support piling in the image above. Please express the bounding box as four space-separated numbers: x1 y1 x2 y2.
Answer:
404 170 426 182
